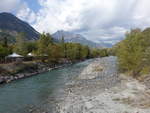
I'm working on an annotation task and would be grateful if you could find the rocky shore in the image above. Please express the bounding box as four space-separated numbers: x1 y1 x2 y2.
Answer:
55 56 150 113
0 62 72 84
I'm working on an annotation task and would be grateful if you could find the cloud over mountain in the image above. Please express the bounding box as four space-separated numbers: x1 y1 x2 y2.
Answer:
1 0 150 45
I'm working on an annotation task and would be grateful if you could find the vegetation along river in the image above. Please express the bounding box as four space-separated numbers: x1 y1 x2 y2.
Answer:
0 59 94 113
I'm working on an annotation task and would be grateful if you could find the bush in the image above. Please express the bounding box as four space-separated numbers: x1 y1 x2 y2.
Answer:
116 28 150 76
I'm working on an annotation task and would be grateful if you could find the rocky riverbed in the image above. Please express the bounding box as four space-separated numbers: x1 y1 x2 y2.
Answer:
55 56 150 113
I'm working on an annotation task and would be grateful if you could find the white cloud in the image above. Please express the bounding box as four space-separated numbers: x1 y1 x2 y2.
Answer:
81 26 127 43
0 0 21 12
30 0 145 44
16 2 36 23
33 0 86 33
1 0 150 44
133 0 150 29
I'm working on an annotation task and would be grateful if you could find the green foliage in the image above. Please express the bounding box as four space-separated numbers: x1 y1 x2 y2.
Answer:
61 36 67 58
26 42 38 53
81 45 90 59
66 43 78 61
99 49 109 57
13 33 28 56
48 44 63 63
90 48 109 58
2 37 8 47
0 31 111 64
64 43 91 61
0 37 12 60
0 45 10 59
37 33 53 56
116 28 150 76
91 48 100 58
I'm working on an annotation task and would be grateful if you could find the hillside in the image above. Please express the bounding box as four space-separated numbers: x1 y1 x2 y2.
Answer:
0 12 39 41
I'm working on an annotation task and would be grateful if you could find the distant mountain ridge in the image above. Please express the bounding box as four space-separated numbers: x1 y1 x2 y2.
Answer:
52 30 103 48
0 12 112 47
0 12 40 41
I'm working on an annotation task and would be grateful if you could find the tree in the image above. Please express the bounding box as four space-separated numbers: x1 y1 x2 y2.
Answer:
91 48 100 58
66 43 81 60
46 33 54 44
75 43 82 60
14 33 28 56
0 44 10 60
61 36 67 58
48 44 63 63
116 29 146 76
26 42 38 53
2 37 8 48
99 48 109 57
37 33 52 56
81 45 90 59
66 43 77 61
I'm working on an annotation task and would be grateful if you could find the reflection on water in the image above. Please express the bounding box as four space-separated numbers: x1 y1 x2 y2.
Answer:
0 59 93 113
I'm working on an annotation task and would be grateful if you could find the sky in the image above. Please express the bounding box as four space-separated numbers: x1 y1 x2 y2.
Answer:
0 0 150 44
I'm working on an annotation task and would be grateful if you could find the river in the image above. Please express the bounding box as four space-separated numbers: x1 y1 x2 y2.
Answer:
0 59 93 113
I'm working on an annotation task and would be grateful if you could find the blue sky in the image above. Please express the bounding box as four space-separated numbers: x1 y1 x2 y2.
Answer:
23 0 41 12
0 0 150 45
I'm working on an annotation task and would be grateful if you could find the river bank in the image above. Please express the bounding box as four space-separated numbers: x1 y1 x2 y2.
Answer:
0 61 74 84
55 56 150 113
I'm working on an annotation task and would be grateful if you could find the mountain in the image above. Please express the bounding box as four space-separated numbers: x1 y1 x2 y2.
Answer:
0 12 112 47
0 12 39 41
52 30 103 48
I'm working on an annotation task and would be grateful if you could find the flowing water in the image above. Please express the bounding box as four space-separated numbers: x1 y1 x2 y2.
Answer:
0 59 93 113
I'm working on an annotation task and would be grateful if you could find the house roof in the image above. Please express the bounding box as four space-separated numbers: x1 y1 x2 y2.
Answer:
27 53 34 56
7 53 23 58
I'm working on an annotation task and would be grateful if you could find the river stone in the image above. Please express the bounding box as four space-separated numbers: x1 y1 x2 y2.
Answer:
78 61 103 80
85 101 93 109
56 57 150 113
